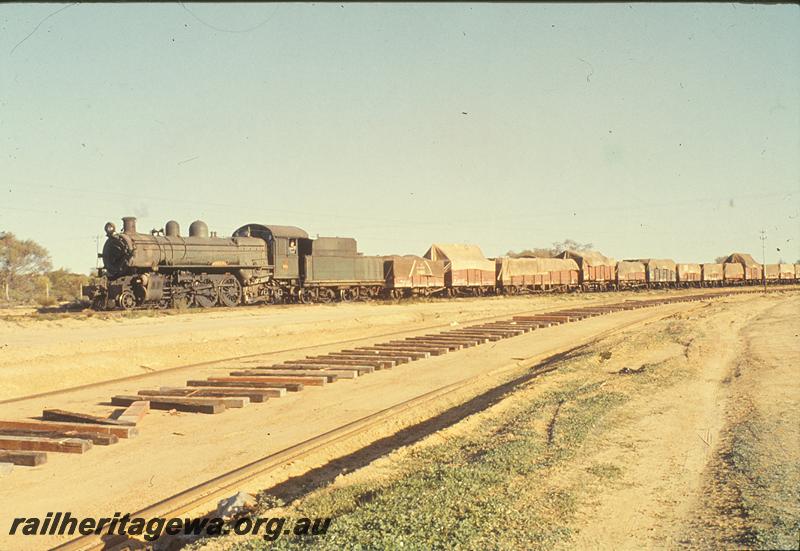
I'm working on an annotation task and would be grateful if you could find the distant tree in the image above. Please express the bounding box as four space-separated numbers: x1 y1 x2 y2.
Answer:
714 256 728 264
506 248 555 258
551 239 593 255
506 239 594 259
0 232 52 302
45 269 91 301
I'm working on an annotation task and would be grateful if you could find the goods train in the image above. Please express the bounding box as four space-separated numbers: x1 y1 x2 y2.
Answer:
82 217 800 310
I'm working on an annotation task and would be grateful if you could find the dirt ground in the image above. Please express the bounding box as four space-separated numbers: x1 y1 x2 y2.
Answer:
192 292 799 550
564 294 799 549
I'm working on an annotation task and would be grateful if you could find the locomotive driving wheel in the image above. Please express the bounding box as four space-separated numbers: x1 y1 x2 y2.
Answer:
193 280 218 308
218 276 242 308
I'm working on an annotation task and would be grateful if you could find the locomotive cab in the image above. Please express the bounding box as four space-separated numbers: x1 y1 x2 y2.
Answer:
232 224 310 280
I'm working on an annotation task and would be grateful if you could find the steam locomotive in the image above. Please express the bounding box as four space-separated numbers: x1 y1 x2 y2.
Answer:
85 216 388 310
83 216 800 310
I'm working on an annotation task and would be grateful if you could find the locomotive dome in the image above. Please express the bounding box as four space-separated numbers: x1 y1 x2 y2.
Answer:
188 220 209 238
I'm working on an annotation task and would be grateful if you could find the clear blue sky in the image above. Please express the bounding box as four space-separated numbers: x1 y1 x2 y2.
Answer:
2 3 798 272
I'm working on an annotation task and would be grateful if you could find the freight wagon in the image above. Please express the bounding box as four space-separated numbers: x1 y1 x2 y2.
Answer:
557 250 616 291
616 261 647 288
676 263 702 287
700 263 724 287
778 264 795 283
723 262 745 284
631 258 677 287
495 257 579 293
724 253 762 284
424 244 495 295
383 255 446 298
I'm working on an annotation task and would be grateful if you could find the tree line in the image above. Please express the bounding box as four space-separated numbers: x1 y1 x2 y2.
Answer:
0 232 90 306
506 239 594 259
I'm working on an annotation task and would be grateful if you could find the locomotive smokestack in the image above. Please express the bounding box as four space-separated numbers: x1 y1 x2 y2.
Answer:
165 220 180 237
122 217 137 234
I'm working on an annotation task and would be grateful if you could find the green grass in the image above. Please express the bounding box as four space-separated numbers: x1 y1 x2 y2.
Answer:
585 462 624 481
209 383 630 551
714 408 800 549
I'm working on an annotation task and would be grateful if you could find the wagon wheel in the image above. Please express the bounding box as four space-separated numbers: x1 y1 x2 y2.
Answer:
218 276 242 307
298 288 316 304
318 288 336 303
340 288 358 302
117 290 136 310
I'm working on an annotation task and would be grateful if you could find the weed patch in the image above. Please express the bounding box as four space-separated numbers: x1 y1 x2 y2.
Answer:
209 384 630 551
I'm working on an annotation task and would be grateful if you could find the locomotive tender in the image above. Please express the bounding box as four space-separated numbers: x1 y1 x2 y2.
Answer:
83 216 800 310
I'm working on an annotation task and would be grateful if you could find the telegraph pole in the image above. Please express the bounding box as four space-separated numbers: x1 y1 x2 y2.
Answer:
759 229 767 294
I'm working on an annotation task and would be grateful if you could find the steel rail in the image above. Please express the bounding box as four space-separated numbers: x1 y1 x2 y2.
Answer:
1 286 753 406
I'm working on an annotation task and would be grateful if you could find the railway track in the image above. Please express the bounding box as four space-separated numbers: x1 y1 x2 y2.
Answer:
0 286 749 407
0 288 779 470
46 289 765 551
0 299 587 406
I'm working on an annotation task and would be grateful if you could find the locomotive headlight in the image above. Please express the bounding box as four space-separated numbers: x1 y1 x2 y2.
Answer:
104 222 116 236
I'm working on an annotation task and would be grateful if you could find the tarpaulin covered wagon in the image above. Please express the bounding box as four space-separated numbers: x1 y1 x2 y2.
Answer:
763 264 780 281
495 257 579 293
724 253 762 283
778 264 794 282
424 244 495 295
557 250 616 290
383 255 446 297
676 263 702 286
761 263 794 283
616 261 646 287
700 263 724 286
723 262 745 283
631 258 677 285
